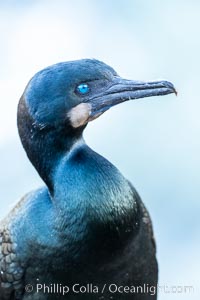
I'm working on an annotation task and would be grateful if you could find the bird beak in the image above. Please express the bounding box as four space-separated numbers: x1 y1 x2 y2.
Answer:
88 77 177 121
68 77 176 128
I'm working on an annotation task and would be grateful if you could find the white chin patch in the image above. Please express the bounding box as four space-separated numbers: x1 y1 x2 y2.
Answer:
68 103 92 128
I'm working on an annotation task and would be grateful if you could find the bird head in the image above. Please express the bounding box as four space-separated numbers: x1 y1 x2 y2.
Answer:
20 59 176 133
17 59 176 188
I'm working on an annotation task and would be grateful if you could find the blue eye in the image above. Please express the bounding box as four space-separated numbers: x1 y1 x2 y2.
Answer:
76 83 89 95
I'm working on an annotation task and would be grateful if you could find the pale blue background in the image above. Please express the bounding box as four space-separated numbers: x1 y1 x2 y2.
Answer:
0 1 199 299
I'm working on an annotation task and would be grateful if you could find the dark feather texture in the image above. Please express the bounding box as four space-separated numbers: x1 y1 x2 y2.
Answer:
0 59 176 299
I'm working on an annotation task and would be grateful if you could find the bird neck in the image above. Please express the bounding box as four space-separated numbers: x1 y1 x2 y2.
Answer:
17 98 140 246
17 97 84 192
52 143 139 226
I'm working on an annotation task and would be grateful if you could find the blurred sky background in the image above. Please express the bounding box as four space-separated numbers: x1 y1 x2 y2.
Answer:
0 1 200 299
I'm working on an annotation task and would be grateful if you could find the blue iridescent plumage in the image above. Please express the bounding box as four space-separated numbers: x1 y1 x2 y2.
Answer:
0 59 176 299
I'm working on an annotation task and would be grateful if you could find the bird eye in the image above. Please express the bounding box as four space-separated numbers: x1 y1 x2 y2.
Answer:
76 83 89 95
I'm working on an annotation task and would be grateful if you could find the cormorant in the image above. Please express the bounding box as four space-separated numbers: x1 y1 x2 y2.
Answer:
0 59 176 300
